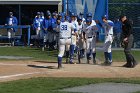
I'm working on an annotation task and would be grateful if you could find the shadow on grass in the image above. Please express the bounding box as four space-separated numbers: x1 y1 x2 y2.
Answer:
27 65 57 69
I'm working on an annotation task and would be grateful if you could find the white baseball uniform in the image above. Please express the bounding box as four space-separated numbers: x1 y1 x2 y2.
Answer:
58 21 75 57
71 20 78 45
83 21 97 54
103 20 114 53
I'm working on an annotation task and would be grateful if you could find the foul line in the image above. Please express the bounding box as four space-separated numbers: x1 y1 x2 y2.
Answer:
0 72 42 79
0 63 27 66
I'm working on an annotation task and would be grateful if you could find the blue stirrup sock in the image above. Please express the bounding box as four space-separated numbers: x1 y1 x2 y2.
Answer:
104 52 108 61
80 50 83 57
108 52 112 62
92 53 96 59
86 52 91 60
74 46 78 54
70 45 75 61
58 57 62 65
82 49 85 55
70 45 75 56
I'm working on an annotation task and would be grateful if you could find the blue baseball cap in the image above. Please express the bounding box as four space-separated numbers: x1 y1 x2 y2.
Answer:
86 12 92 17
86 18 92 22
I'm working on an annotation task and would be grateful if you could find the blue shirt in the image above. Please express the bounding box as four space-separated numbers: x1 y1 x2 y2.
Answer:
113 21 122 33
6 16 18 26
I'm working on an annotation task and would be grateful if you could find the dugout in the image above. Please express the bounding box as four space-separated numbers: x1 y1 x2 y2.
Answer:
0 0 62 45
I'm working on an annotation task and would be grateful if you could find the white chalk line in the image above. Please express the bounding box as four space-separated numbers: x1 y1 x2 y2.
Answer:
0 63 27 66
0 72 42 79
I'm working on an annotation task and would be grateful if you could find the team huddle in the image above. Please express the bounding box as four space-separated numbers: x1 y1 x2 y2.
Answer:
33 11 114 69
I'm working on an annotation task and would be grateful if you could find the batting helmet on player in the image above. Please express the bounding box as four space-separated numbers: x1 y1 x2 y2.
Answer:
86 12 92 17
77 16 82 21
86 18 92 23
37 12 41 15
102 15 108 20
79 12 84 15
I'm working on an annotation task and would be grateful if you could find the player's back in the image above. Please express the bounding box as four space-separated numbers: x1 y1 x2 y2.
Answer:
59 21 73 38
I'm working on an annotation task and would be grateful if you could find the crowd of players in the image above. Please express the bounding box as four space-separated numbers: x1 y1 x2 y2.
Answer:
32 10 114 69
4 10 137 69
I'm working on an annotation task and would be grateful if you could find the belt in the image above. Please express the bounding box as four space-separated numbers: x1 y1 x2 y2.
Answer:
107 34 113 36
72 34 75 35
88 37 92 38
60 37 71 39
88 36 96 38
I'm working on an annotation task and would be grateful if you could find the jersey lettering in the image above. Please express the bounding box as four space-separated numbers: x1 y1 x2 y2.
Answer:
61 25 67 30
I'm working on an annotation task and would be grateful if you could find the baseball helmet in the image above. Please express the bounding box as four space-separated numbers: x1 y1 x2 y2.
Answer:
79 12 84 15
58 13 62 17
40 12 44 16
86 12 92 17
9 12 13 15
86 18 92 23
52 12 56 16
77 16 82 21
37 12 41 15
46 12 51 16
102 15 108 20
65 16 70 21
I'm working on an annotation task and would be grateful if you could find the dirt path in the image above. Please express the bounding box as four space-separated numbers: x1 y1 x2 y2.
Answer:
0 60 140 82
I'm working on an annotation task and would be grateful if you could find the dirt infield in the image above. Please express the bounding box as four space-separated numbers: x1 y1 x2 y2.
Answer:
0 60 140 82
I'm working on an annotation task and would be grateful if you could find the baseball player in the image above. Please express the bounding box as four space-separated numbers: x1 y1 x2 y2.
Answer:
5 12 18 46
57 16 77 69
102 15 114 65
79 12 85 23
69 13 78 63
44 12 56 50
86 12 96 26
52 12 58 49
33 12 44 47
83 18 98 64
76 16 85 59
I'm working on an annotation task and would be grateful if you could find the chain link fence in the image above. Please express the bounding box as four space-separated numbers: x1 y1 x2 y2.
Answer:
108 3 140 48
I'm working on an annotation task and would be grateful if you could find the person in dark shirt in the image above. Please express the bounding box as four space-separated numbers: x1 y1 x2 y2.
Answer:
120 15 138 68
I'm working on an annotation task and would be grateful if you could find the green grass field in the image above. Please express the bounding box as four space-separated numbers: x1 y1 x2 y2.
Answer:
0 47 58 61
0 46 140 62
0 77 140 93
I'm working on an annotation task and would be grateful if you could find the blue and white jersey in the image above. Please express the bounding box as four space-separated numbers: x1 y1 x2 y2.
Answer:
71 20 78 29
33 17 42 30
71 20 78 35
39 17 44 25
59 21 76 38
6 16 18 26
83 24 97 38
103 20 114 35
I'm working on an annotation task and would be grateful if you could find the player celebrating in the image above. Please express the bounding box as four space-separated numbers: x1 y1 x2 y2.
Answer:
77 16 85 59
69 13 78 63
83 18 98 64
102 15 114 65
57 16 77 69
